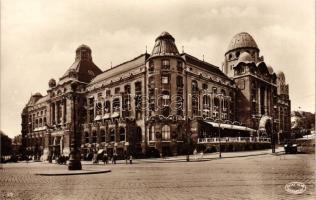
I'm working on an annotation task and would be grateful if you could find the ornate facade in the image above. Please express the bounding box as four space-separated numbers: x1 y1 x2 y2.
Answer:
21 31 291 159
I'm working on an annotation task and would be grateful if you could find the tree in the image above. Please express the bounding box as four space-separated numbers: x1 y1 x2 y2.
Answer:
1 131 13 157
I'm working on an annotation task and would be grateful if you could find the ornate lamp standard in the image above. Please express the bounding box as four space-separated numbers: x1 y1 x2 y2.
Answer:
68 82 82 170
216 93 225 158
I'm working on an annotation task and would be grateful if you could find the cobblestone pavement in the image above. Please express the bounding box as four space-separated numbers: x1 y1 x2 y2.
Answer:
1 153 315 200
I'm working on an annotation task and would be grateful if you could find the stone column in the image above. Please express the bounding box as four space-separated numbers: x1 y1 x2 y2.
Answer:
264 88 268 115
258 87 261 115
51 103 55 125
61 100 65 125
63 98 67 123
55 102 58 125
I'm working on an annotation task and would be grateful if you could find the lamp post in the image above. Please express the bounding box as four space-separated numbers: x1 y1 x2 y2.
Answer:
216 93 224 158
68 82 82 170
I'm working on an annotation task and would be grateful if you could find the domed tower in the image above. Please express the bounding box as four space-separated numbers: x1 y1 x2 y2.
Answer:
223 32 260 77
276 71 289 96
75 44 92 61
60 44 102 83
147 31 185 118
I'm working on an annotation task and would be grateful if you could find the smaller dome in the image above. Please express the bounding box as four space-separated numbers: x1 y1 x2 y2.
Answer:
276 70 285 77
76 44 91 52
48 78 56 88
155 31 175 42
237 52 254 63
267 65 274 74
151 31 179 57
33 92 42 97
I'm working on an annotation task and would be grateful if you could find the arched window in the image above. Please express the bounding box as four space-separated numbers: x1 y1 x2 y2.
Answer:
110 128 115 142
192 80 198 92
148 76 155 85
35 119 38 128
220 89 226 96
149 126 155 141
100 129 106 142
92 131 97 143
85 132 89 143
236 51 240 58
162 90 170 106
39 118 43 127
161 59 170 70
112 98 120 112
149 60 154 72
124 85 131 94
119 127 125 142
96 102 102 115
203 95 210 106
104 101 110 113
176 76 183 87
136 127 142 142
214 97 219 107
162 125 171 140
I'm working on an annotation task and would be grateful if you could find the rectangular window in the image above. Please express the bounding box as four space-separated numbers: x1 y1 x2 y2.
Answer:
115 87 120 94
106 90 111 96
203 83 208 90
161 59 170 70
162 76 169 84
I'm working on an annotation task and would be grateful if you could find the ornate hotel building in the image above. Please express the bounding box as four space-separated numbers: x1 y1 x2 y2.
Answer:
21 31 291 159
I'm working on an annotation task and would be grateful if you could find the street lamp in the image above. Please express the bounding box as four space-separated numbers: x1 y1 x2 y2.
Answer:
216 93 224 158
68 82 82 170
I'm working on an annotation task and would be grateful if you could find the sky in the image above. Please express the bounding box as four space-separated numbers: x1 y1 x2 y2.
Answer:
1 0 315 138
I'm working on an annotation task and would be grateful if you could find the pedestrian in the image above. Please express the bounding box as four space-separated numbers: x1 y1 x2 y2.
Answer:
129 155 132 164
103 152 108 165
193 149 197 160
113 152 117 164
124 152 128 164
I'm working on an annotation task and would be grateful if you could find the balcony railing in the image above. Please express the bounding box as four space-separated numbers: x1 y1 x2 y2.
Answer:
197 137 271 144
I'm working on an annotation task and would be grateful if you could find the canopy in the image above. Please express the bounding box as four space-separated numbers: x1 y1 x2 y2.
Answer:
205 121 256 132
112 112 120 118
94 115 102 121
102 113 110 119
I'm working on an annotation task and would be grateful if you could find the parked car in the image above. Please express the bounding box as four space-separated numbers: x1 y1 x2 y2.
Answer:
284 141 297 154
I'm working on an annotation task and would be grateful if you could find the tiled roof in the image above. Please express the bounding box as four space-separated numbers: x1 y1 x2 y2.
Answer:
182 53 229 79
89 53 149 85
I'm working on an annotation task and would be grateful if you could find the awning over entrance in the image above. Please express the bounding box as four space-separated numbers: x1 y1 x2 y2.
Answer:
205 121 256 132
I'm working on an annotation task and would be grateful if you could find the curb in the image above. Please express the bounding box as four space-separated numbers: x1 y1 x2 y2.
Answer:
36 169 111 176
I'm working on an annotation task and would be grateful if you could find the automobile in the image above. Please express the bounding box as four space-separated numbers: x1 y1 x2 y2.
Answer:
284 142 297 154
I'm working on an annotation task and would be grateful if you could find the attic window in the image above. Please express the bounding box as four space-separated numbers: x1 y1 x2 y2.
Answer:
88 70 95 76
236 51 240 58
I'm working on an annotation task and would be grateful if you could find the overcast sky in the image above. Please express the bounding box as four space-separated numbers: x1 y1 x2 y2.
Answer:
1 0 315 138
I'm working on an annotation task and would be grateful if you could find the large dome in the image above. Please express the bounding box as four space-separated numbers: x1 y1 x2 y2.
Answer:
226 32 258 53
76 44 91 52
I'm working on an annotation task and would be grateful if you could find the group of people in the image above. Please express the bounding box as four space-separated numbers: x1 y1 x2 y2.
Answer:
92 151 133 165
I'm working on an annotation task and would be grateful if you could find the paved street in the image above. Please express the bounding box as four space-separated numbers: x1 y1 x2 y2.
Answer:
1 153 315 200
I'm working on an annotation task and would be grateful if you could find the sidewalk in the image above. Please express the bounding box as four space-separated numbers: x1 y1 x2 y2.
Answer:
80 147 284 165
